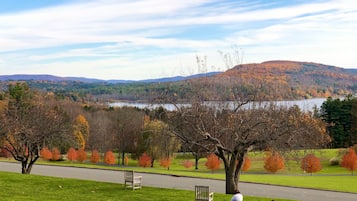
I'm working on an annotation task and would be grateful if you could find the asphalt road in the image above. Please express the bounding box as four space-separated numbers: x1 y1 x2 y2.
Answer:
0 162 356 201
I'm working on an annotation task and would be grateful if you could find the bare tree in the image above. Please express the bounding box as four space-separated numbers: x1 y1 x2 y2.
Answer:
165 83 329 194
0 83 73 174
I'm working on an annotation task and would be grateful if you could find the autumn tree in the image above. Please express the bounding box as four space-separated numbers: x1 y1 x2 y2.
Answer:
0 83 73 174
301 154 322 175
104 150 116 165
73 114 89 149
51 147 61 161
205 153 221 172
159 158 172 170
40 147 52 160
77 148 87 163
341 148 357 175
138 152 152 168
67 147 77 161
163 80 329 194
140 119 180 167
264 151 285 173
90 150 100 163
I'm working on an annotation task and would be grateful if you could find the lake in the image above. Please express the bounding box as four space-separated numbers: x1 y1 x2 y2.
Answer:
109 98 327 112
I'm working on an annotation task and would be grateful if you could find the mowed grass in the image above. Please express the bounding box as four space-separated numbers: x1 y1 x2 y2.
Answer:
0 171 294 201
1 148 356 194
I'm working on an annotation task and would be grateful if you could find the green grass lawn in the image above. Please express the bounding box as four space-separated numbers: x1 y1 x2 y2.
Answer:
0 171 294 201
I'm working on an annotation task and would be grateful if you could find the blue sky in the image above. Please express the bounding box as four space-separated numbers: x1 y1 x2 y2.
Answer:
0 0 356 80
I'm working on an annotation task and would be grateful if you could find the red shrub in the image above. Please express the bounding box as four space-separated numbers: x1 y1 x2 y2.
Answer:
183 160 194 169
138 152 152 168
0 147 12 158
160 158 171 170
77 148 87 163
205 153 221 172
40 147 52 160
242 157 251 172
301 154 322 174
341 148 357 175
90 150 100 164
264 152 285 173
51 147 61 161
104 151 115 165
67 147 77 161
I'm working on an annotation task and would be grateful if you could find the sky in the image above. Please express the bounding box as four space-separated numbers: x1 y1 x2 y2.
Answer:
0 0 356 80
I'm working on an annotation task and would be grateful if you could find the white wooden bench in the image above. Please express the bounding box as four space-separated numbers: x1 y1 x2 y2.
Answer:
195 185 214 201
124 170 142 190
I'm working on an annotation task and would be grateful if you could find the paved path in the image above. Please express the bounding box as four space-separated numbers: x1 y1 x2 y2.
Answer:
0 162 356 201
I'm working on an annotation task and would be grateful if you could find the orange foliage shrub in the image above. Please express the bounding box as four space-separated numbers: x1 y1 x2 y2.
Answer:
77 148 87 163
301 154 322 174
40 147 52 160
264 152 285 173
341 148 357 175
159 158 171 169
104 151 115 165
90 150 100 164
138 152 152 168
205 153 221 172
124 156 129 166
242 157 251 172
183 160 194 169
51 147 61 161
67 147 77 161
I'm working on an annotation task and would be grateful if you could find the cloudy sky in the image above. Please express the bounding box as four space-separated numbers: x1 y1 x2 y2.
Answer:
0 0 356 80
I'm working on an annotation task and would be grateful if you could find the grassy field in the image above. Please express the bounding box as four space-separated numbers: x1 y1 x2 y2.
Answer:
1 148 356 194
0 171 294 201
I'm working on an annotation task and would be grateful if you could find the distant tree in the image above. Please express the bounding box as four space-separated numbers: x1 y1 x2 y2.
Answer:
138 152 152 168
205 153 221 172
0 83 73 174
301 154 322 175
77 148 87 163
67 147 77 161
104 150 115 165
51 147 61 161
73 114 89 149
341 148 357 175
264 151 285 173
90 150 100 163
124 155 129 166
320 96 357 147
40 147 52 161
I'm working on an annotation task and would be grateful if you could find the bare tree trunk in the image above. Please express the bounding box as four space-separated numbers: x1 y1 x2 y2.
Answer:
195 154 199 170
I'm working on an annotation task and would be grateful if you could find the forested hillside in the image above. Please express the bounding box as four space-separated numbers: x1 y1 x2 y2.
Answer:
0 60 356 102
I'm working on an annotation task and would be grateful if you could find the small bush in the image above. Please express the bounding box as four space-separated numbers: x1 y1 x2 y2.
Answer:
51 148 61 161
40 147 52 160
159 158 171 170
104 151 115 165
138 152 152 168
77 148 87 163
205 153 221 172
183 160 194 169
67 148 77 161
90 150 100 164
329 157 340 166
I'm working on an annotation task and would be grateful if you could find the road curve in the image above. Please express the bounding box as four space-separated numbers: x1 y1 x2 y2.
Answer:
0 162 355 201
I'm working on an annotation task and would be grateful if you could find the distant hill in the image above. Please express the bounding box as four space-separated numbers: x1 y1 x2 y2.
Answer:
1 61 356 101
0 72 221 83
212 60 357 100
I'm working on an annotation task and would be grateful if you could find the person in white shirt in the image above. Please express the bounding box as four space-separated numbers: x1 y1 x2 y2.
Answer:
230 190 243 201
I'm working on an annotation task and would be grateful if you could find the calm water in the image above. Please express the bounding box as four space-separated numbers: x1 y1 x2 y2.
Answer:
109 98 327 112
